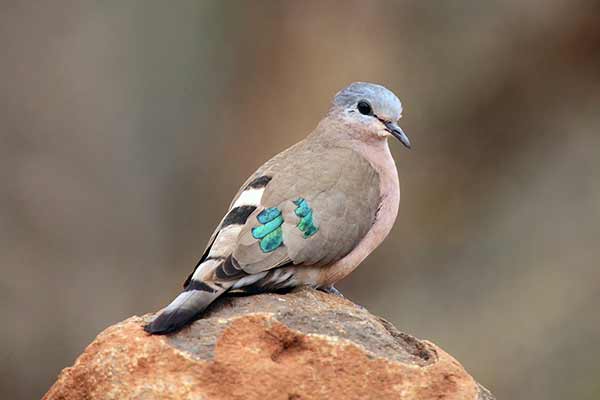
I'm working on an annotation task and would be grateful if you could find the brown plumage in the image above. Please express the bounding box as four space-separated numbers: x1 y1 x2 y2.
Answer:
145 82 410 334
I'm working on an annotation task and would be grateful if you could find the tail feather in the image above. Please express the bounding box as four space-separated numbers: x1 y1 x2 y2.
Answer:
144 282 226 335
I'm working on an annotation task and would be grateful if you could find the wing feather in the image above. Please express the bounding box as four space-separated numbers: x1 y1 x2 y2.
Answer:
187 143 380 287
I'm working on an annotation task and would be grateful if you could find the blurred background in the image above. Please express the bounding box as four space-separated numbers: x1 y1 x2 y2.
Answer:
1 1 599 399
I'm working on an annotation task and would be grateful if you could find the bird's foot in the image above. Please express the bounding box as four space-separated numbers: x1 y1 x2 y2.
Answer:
319 285 346 298
319 286 367 310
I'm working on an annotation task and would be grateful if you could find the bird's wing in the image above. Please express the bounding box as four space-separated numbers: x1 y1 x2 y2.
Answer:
201 145 380 286
184 144 381 289
182 142 304 287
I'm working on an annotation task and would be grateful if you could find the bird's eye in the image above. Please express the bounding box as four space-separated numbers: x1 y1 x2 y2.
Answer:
357 101 373 116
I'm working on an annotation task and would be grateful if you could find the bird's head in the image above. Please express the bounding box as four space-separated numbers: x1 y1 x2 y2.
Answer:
329 82 410 149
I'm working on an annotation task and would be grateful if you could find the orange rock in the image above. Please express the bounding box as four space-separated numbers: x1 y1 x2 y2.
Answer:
44 288 494 400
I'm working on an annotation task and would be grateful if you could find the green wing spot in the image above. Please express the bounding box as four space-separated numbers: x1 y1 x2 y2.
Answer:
252 215 284 239
252 199 317 253
257 207 281 224
294 198 319 238
294 198 311 217
259 226 283 253
297 211 313 232
253 207 284 253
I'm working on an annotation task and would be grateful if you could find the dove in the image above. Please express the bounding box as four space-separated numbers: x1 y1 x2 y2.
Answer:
145 82 410 334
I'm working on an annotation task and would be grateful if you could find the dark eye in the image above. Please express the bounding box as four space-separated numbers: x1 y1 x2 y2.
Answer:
357 101 373 115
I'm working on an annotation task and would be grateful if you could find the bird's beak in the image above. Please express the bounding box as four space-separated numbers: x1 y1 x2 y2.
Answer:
384 121 411 149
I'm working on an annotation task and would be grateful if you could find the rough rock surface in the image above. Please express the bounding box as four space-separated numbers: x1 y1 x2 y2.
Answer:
44 287 494 400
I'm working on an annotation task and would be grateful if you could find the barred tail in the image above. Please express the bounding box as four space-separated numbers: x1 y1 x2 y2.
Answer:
144 280 227 335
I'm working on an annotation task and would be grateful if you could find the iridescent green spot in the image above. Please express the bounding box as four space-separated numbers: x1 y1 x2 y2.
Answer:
253 207 284 253
252 215 283 239
257 207 281 224
293 198 319 238
294 198 311 218
259 226 283 253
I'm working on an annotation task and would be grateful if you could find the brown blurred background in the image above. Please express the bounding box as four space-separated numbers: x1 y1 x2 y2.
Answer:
1 1 600 399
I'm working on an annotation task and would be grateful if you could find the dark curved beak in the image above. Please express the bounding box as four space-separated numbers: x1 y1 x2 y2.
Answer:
384 121 411 149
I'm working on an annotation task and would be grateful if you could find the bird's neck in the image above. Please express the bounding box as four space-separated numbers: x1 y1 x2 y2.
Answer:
308 116 399 174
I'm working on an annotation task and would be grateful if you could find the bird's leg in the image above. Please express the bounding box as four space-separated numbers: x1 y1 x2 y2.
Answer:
319 285 367 310
319 285 346 298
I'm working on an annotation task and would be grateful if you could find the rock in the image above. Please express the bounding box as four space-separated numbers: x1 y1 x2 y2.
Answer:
44 287 494 400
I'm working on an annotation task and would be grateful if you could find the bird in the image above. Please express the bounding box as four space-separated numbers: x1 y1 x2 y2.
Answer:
145 82 411 335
